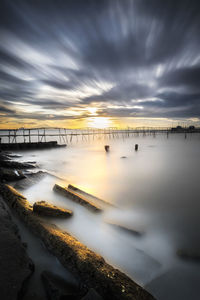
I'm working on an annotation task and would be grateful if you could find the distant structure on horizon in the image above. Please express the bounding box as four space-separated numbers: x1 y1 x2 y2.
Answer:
171 125 196 132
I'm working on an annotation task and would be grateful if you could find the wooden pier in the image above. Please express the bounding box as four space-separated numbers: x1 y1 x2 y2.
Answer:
0 127 199 149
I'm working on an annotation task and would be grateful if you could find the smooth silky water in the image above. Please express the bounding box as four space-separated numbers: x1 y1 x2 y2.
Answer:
13 132 200 300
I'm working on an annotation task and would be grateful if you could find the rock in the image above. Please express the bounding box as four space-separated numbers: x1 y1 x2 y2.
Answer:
0 184 155 300
120 156 127 159
0 167 25 182
0 199 19 235
53 184 102 213
14 171 46 190
0 160 36 169
145 267 200 300
23 292 44 300
81 288 103 300
6 153 22 158
108 223 142 236
0 197 34 300
0 153 11 161
177 249 200 262
68 184 113 208
33 201 73 218
41 270 84 300
0 141 66 151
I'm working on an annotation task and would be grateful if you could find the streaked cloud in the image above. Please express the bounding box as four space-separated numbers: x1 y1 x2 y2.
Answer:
0 0 200 127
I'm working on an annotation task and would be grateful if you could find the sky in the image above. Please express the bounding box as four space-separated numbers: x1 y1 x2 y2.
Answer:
0 0 200 129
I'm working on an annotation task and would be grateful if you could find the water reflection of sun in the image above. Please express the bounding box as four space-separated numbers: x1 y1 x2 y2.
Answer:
87 117 112 129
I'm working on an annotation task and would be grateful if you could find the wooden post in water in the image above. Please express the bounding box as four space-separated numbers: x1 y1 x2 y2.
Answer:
44 128 46 142
105 145 110 152
64 128 68 144
12 130 17 143
28 129 31 143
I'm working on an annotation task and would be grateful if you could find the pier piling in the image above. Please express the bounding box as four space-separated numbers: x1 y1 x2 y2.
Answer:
105 145 110 152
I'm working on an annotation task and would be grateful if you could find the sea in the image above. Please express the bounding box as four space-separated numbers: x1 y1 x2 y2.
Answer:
3 130 200 300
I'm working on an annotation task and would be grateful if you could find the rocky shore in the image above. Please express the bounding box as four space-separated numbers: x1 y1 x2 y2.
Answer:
0 197 34 299
0 150 155 300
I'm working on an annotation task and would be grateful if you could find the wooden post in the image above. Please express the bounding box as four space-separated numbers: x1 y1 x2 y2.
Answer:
28 129 31 143
105 145 110 152
44 128 46 142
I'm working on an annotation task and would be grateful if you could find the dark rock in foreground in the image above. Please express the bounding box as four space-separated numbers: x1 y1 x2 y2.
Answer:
0 159 36 169
0 184 155 300
41 270 84 300
33 201 73 218
81 288 103 300
23 292 44 300
14 171 46 190
53 184 102 212
0 167 25 182
0 151 37 183
0 197 34 300
0 141 66 151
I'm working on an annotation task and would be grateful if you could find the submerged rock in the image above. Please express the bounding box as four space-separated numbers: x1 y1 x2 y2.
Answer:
53 184 102 212
0 197 34 300
108 222 142 236
33 201 73 218
0 167 25 182
14 171 46 190
145 266 200 300
6 153 22 159
68 184 113 208
41 270 84 300
177 249 200 262
0 160 36 169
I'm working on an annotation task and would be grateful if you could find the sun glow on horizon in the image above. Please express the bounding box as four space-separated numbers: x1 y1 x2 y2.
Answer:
87 116 112 129
87 107 98 115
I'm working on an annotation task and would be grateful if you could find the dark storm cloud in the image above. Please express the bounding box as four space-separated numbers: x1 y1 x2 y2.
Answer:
0 0 200 123
159 66 200 91
83 81 154 103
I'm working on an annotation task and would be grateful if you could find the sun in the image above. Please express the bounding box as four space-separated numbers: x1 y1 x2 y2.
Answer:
87 117 112 129
87 107 98 115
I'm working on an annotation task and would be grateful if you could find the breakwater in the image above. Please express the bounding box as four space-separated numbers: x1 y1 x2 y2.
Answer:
0 141 66 151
